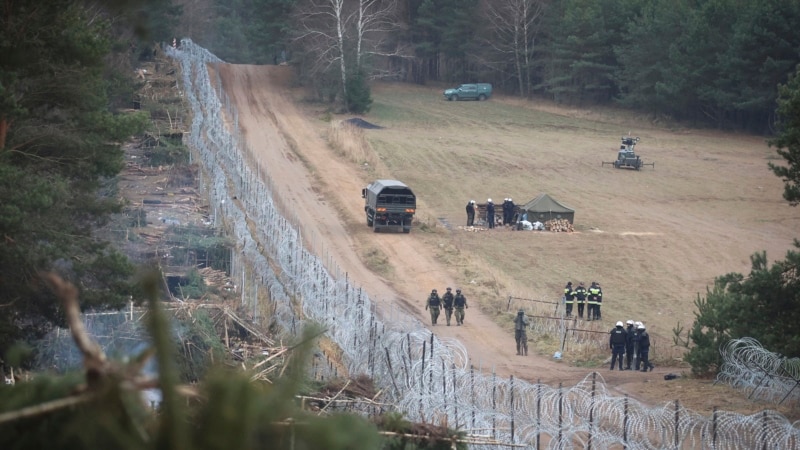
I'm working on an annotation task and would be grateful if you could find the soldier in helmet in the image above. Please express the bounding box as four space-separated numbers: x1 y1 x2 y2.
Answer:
454 288 468 325
636 323 654 372
486 199 495 229
563 281 575 317
514 309 529 355
624 320 635 370
425 289 441 325
465 200 476 227
609 321 628 370
441 287 455 326
574 282 587 319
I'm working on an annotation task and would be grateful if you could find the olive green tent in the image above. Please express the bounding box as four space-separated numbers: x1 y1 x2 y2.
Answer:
521 193 575 224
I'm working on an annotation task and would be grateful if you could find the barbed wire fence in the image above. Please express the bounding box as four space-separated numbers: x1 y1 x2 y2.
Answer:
716 337 800 407
165 39 800 449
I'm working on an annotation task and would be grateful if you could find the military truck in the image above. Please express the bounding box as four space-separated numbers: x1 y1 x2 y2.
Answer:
361 180 416 233
602 136 655 170
443 83 492 101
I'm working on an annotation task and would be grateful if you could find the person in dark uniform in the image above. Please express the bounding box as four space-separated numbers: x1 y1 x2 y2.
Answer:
466 200 476 226
454 289 468 325
441 287 455 326
563 281 575 317
637 323 654 372
609 321 628 370
587 281 602 321
574 282 587 319
486 199 495 229
507 198 515 225
624 320 635 370
514 309 529 355
595 282 604 320
425 289 441 325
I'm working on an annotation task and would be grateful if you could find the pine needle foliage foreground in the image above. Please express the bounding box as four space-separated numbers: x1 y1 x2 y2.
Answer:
0 272 465 450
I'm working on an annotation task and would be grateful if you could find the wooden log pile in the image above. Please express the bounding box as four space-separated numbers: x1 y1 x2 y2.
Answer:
545 218 574 232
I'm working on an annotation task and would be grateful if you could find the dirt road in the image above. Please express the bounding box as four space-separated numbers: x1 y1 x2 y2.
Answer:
215 64 668 392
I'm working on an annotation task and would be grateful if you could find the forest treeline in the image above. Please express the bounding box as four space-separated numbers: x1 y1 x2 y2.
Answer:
188 0 800 131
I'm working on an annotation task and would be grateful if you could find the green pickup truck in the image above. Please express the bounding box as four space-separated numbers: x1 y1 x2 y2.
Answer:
443 83 492 101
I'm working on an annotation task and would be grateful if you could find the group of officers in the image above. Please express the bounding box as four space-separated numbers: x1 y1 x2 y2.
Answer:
609 320 655 372
425 288 469 326
563 281 603 320
424 284 655 372
465 198 517 229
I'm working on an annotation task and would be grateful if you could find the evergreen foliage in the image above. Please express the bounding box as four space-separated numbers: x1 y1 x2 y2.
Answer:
345 70 373 114
0 0 152 360
209 0 294 64
0 274 458 450
769 64 800 205
684 250 800 375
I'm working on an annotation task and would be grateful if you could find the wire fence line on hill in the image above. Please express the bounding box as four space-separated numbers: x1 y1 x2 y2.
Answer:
166 39 800 449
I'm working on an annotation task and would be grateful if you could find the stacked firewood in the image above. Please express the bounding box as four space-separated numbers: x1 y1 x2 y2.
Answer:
198 266 233 288
545 218 574 232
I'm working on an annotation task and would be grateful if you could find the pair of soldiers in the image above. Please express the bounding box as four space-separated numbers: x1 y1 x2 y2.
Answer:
563 281 602 320
425 287 468 326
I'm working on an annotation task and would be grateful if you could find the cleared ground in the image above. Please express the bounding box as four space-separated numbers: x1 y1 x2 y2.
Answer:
217 65 800 418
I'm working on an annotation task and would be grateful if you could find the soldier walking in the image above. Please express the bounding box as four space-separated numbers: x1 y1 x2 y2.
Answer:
514 309 529 355
574 282 587 319
609 321 628 370
454 289 468 325
442 287 455 326
425 289 441 325
466 200 476 226
563 281 575 317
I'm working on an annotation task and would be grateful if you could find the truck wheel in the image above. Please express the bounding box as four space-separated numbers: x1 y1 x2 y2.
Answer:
478 94 486 101
448 95 455 101
367 216 373 227
403 227 411 234
451 95 458 101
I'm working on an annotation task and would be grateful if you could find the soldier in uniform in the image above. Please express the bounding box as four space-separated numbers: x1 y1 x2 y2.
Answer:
624 320 635 370
454 289 468 325
441 287 455 326
514 309 529 355
563 281 575 317
637 323 655 372
425 289 441 325
466 200 476 226
574 282 587 319
587 281 602 321
595 282 604 320
609 321 628 370
486 199 495 229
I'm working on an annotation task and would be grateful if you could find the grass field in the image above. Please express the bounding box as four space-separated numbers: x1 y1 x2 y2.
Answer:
344 82 800 366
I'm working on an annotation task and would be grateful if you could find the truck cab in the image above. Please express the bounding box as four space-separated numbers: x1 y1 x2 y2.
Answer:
362 180 416 233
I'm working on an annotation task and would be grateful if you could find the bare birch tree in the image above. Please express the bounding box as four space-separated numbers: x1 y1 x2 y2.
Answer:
295 0 350 101
294 0 402 108
484 0 545 97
